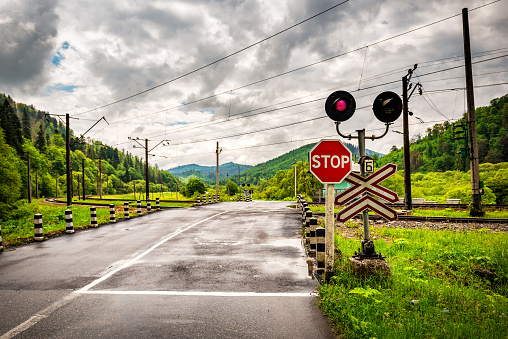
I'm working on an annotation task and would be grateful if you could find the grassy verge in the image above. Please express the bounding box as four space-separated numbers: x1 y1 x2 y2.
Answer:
0 198 189 247
71 197 193 208
89 192 194 201
318 226 508 338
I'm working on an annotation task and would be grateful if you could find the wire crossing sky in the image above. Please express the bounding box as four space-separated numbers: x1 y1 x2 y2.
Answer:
0 0 507 167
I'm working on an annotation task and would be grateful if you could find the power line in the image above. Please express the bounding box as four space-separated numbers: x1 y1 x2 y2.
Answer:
105 7 504 128
72 0 350 117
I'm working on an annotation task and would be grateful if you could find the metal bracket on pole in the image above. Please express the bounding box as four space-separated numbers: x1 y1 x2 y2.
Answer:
335 122 391 141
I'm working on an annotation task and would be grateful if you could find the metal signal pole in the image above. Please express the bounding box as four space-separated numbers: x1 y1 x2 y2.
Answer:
462 8 483 216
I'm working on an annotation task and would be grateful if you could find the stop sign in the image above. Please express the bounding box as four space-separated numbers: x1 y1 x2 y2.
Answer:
309 139 352 184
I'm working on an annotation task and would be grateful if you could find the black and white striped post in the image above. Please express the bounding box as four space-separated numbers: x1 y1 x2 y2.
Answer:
303 210 313 228
208 194 211 203
147 199 152 213
217 194 220 202
109 204 116 223
309 217 318 254
316 227 326 272
124 202 129 219
197 195 200 204
0 224 3 250
156 197 160 210
34 214 43 241
137 200 141 214
90 207 97 227
65 209 74 234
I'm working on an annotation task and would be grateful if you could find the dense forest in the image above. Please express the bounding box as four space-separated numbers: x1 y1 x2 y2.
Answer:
0 93 180 218
378 93 508 172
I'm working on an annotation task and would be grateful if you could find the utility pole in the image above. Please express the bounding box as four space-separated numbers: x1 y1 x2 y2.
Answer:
129 137 169 202
402 75 412 210
294 161 297 198
216 142 221 201
99 159 102 199
27 153 31 203
462 8 483 216
227 173 230 196
66 113 72 206
238 165 241 188
35 166 39 199
82 158 86 200
401 65 421 210
145 139 149 201
78 174 81 200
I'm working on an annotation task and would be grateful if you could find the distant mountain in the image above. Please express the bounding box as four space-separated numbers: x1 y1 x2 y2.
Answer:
167 162 252 184
240 142 383 185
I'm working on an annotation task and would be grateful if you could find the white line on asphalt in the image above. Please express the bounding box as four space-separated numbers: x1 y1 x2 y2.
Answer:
0 294 79 339
78 290 315 297
0 211 228 339
75 210 228 294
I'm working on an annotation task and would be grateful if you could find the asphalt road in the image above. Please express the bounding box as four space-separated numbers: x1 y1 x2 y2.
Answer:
0 201 337 338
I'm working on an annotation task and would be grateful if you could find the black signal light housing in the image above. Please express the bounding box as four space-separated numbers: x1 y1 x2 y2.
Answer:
325 91 356 122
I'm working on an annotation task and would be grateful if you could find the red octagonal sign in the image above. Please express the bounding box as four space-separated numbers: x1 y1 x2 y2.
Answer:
309 139 352 184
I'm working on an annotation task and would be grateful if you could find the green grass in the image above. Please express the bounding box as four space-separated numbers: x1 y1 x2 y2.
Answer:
0 198 190 247
413 208 508 219
72 197 193 208
92 192 194 201
318 226 508 338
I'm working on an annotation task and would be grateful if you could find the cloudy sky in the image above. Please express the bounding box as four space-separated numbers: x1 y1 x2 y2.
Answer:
1 0 507 169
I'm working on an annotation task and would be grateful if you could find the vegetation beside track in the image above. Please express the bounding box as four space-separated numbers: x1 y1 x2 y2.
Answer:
0 197 189 248
319 226 508 338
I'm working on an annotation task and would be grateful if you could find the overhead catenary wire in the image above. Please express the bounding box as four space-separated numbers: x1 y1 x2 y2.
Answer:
78 2 500 127
71 0 350 117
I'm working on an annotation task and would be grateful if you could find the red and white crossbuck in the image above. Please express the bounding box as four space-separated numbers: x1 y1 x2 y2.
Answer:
335 163 399 222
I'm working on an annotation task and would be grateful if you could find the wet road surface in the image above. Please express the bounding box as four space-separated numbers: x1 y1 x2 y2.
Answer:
0 201 336 338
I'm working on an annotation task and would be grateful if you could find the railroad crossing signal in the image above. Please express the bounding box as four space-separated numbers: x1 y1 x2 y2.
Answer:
309 139 352 184
337 195 397 222
335 163 399 222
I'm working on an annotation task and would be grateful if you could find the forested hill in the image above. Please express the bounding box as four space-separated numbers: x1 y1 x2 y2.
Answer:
241 142 383 185
0 93 179 214
167 162 252 184
377 93 508 172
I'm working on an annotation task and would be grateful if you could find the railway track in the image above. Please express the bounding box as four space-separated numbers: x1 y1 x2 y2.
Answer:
310 212 508 224
310 202 508 210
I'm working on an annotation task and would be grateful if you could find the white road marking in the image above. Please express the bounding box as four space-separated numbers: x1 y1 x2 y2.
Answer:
0 211 227 338
76 210 228 293
0 294 79 339
77 290 315 297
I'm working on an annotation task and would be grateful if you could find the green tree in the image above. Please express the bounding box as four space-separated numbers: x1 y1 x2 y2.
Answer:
21 107 31 140
182 178 206 197
0 128 22 213
34 124 46 152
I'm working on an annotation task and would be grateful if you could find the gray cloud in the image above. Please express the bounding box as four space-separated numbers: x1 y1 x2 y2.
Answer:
0 0 59 93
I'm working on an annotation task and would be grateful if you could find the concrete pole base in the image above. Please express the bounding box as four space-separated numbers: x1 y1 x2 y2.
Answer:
348 257 392 280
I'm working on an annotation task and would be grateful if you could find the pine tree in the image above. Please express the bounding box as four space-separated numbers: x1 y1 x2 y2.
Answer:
35 124 46 152
22 108 31 140
0 99 23 155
